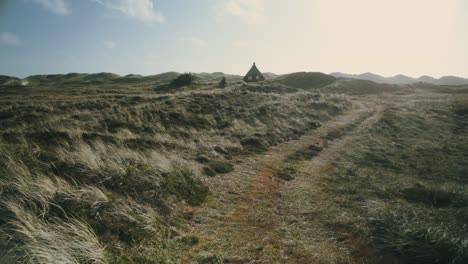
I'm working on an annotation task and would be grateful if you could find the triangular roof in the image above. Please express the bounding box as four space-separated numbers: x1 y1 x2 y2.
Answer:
243 62 265 82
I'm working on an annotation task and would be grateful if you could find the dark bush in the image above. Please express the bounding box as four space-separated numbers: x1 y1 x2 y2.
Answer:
308 121 321 129
0 112 14 120
240 136 268 152
163 171 209 205
216 118 231 129
25 131 72 146
401 184 467 208
170 73 195 87
209 161 234 174
288 145 323 161
203 166 216 177
276 171 294 181
82 133 117 144
2 132 22 144
218 77 227 88
213 146 228 155
196 155 210 163
197 255 223 264
179 235 199 246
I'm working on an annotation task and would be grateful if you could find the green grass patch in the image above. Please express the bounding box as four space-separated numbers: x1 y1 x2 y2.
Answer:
163 171 209 206
370 207 468 264
179 235 200 247
327 98 468 263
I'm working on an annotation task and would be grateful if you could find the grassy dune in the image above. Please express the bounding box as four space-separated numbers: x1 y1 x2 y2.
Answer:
0 73 349 263
0 72 466 263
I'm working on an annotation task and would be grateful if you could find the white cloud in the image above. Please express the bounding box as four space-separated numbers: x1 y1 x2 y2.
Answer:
93 0 165 23
31 0 70 15
104 40 116 49
0 32 21 46
223 0 266 25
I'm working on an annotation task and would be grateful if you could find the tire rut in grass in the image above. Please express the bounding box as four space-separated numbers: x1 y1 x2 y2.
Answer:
183 100 381 263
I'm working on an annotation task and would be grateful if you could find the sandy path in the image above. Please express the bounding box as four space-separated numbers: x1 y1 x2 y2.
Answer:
181 98 385 263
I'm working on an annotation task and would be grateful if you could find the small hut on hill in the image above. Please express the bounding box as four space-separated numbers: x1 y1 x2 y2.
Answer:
243 62 265 82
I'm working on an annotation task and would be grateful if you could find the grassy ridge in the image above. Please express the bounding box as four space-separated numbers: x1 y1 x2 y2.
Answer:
269 72 337 89
0 76 349 263
2 71 459 263
20 72 242 86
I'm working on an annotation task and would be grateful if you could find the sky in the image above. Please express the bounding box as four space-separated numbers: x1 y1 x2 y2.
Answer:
0 0 466 78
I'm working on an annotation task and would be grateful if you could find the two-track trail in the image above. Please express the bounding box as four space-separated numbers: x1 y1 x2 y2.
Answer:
180 97 386 263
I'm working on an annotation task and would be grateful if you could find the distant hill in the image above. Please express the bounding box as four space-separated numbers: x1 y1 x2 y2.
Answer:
330 72 468 85
437 76 468 86
195 72 243 82
0 75 21 86
325 79 401 95
389 74 416 85
114 72 180 84
25 72 120 85
418 75 437 83
9 72 242 86
24 72 180 86
1 71 332 90
4 71 467 87
262 72 280 80
271 72 336 89
268 72 402 94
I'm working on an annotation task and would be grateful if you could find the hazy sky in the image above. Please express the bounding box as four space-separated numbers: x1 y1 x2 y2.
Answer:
0 0 466 78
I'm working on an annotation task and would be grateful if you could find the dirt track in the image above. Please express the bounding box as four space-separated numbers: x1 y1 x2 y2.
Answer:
181 98 386 263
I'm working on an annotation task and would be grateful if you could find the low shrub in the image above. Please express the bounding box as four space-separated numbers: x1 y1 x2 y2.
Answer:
276 171 295 181
203 166 216 177
163 171 209 206
288 145 322 161
213 146 228 155
218 77 227 88
401 184 467 208
209 161 234 174
196 155 210 163
179 235 199 246
197 254 223 264
240 136 268 152
170 73 195 87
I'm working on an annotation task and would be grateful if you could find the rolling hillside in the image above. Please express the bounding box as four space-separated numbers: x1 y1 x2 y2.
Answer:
331 72 468 85
0 72 467 263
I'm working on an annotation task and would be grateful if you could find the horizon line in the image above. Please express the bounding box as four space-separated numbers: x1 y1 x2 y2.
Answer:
2 70 467 80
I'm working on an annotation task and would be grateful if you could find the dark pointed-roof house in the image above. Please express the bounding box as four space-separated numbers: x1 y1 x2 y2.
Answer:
243 62 265 82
